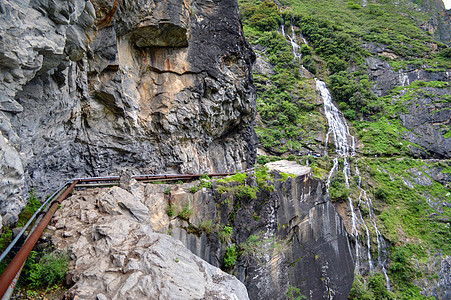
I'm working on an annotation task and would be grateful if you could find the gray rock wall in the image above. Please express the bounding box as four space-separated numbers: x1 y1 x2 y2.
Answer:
52 164 354 299
365 56 450 159
0 0 256 226
119 163 355 299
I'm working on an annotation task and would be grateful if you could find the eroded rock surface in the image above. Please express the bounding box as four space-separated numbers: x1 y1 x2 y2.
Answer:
0 0 256 225
398 86 451 158
52 186 249 299
365 57 450 97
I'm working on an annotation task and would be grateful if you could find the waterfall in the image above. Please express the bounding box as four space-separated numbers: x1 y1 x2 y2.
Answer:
318 77 390 288
280 21 308 76
280 19 391 288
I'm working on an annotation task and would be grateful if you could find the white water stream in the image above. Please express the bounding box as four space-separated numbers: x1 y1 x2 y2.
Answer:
280 20 391 288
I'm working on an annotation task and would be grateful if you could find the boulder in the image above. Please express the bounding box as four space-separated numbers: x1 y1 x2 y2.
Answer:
52 188 249 299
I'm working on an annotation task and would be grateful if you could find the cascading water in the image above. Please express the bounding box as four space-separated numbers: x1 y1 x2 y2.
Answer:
280 22 308 76
316 77 391 289
280 19 391 288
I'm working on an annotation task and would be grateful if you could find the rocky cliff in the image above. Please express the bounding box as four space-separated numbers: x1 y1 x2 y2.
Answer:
51 185 250 299
0 0 257 227
51 162 354 299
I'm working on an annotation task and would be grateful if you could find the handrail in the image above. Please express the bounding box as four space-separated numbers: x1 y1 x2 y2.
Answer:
0 169 251 298
0 180 79 297
0 180 72 264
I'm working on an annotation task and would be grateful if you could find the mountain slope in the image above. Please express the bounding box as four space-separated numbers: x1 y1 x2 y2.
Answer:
238 0 450 298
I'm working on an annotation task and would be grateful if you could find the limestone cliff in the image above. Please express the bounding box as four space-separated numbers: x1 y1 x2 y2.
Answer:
0 0 257 226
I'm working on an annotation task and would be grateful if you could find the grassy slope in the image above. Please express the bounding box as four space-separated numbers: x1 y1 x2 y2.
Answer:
239 0 450 298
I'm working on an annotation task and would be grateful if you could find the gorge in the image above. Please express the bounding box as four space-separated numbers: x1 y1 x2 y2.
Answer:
0 0 450 299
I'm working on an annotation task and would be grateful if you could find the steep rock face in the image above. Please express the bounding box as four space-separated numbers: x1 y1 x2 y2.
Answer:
365 57 450 97
398 86 451 158
52 186 250 299
365 56 450 158
412 0 451 44
81 162 354 299
50 161 354 299
0 0 256 225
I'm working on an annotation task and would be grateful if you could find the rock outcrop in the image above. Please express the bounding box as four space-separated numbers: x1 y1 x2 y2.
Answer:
52 186 250 299
52 161 354 299
0 0 256 226
364 56 450 159
399 85 451 158
365 57 450 97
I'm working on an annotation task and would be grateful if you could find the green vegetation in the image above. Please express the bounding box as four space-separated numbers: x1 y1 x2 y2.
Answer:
177 202 193 221
21 250 70 289
223 244 238 268
359 158 450 252
238 0 450 297
218 225 233 244
240 232 288 263
278 171 296 181
287 285 307 300
217 173 247 184
0 191 43 258
197 220 214 235
239 0 450 157
328 171 350 201
189 178 213 193
166 203 175 217
217 172 260 200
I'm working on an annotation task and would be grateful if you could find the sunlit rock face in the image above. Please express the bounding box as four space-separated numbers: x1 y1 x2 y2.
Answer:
0 0 256 225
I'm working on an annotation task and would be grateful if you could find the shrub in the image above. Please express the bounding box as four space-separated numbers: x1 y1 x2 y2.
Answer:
166 203 175 217
439 47 451 58
347 1 361 9
367 274 395 299
349 275 374 299
223 244 238 268
198 220 214 235
218 225 233 244
236 185 258 199
287 285 307 300
189 186 201 193
218 173 247 184
374 187 388 201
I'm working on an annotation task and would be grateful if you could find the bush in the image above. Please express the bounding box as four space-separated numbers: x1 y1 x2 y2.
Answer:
347 1 361 9
287 285 306 300
166 203 175 217
439 47 451 58
368 274 395 299
198 220 214 235
328 172 350 201
218 173 247 184
218 225 233 244
223 244 238 268
349 275 374 299
374 187 388 201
